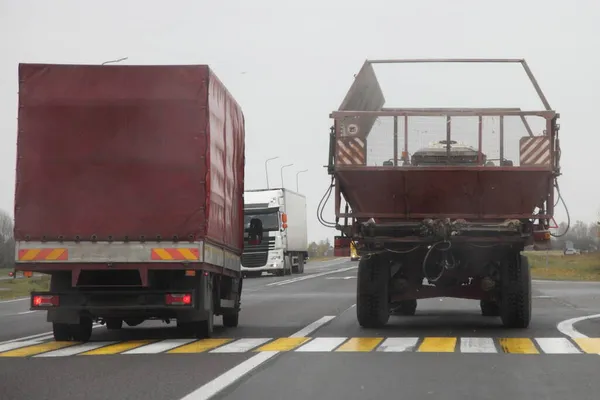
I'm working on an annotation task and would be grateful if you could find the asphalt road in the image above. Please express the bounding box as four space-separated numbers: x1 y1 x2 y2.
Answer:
1 258 600 400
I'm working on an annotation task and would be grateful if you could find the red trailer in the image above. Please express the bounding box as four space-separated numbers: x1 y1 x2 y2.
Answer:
14 63 245 341
324 59 562 329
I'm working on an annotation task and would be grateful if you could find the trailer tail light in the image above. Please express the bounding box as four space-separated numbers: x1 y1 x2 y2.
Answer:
165 293 192 306
32 295 59 307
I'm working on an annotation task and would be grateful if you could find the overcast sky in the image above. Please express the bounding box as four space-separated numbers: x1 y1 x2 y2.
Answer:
1 0 598 242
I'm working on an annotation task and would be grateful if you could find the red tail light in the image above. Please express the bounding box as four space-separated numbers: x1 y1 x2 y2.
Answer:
165 293 192 306
32 295 59 307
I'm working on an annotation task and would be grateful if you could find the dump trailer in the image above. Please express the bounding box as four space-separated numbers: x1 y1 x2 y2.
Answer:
242 188 308 276
324 58 562 329
13 63 246 341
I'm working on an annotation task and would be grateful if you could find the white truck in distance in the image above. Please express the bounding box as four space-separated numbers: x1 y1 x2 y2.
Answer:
242 188 308 277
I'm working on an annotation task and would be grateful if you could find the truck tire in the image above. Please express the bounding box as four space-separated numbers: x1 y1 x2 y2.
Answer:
106 318 123 330
53 323 72 341
284 255 293 276
71 317 93 342
391 299 417 316
500 253 531 328
223 312 239 328
480 300 500 317
293 254 305 274
356 254 390 328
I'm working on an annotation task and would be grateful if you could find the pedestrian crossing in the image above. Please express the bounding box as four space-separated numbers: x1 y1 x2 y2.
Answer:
0 336 599 358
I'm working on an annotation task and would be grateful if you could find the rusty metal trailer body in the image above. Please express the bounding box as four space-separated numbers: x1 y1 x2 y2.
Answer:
325 59 562 329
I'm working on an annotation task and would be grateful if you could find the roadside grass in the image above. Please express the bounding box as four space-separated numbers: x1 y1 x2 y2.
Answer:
0 268 15 278
524 251 600 281
0 275 50 300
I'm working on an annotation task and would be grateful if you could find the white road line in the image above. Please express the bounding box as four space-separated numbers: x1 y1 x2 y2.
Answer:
17 311 38 315
0 323 103 346
122 339 197 354
0 339 45 353
460 337 497 353
0 297 30 304
179 315 338 400
210 338 272 353
35 341 118 357
377 337 420 352
267 266 357 287
295 337 347 352
557 314 600 339
535 338 582 354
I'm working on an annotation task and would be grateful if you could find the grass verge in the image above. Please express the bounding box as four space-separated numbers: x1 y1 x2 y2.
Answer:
0 275 50 300
525 251 600 281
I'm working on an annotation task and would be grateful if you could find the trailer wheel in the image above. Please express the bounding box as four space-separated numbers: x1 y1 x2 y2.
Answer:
391 299 417 316
71 317 93 342
223 312 239 328
500 253 531 328
292 254 305 274
284 255 293 276
480 300 500 317
53 323 72 341
105 318 123 330
356 254 390 328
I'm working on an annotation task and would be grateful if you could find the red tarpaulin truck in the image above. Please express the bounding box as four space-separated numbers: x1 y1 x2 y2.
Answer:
323 59 563 329
13 63 245 341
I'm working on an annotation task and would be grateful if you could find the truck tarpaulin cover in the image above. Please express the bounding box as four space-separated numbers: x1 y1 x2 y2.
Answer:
14 64 245 253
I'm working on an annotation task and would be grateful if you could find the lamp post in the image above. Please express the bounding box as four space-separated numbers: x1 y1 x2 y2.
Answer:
296 169 308 192
265 156 279 188
280 163 293 189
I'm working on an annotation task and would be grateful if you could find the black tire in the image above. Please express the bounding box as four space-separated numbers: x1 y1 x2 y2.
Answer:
356 255 390 328
71 317 93 342
284 256 292 276
392 299 417 316
53 323 72 341
106 318 123 330
480 300 500 317
223 312 239 328
500 253 532 328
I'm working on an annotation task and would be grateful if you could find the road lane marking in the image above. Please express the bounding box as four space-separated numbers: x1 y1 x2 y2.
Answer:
336 337 383 352
572 338 600 354
376 337 420 352
123 339 198 354
0 323 103 346
290 316 335 337
418 337 457 352
255 337 310 352
499 338 539 354
557 313 600 339
36 341 118 357
460 337 497 353
295 337 347 352
0 341 76 357
79 340 157 355
534 338 581 354
167 339 233 354
0 339 45 353
179 316 338 400
210 338 272 353
267 266 357 287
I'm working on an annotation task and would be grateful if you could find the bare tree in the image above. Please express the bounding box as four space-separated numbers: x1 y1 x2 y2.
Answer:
0 209 15 269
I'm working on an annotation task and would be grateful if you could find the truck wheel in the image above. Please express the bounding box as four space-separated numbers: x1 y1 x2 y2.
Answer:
222 311 239 328
284 256 293 276
106 318 123 330
71 317 93 342
356 255 390 328
500 253 531 328
53 323 72 341
391 299 417 316
294 254 305 274
480 300 500 317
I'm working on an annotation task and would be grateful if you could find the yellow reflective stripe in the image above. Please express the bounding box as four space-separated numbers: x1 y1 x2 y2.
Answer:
153 249 173 260
499 338 539 354
0 341 76 357
335 337 383 352
79 340 156 355
573 338 600 354
417 337 457 352
178 248 199 260
46 249 66 260
20 249 41 261
167 339 232 354
255 337 309 352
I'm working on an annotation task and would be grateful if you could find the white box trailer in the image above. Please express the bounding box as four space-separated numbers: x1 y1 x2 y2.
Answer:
242 188 308 277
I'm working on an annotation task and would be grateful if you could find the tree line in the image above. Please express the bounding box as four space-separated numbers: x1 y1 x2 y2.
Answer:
552 220 599 251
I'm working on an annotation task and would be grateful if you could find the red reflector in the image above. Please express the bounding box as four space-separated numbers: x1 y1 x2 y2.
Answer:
165 293 192 305
32 295 59 307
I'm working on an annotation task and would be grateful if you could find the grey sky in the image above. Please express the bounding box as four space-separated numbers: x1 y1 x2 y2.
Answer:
1 0 598 243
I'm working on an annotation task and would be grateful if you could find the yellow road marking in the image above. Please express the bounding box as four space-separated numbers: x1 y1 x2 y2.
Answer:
46 249 66 260
573 338 600 354
499 338 539 354
20 249 41 261
153 249 173 260
167 339 232 354
79 340 156 355
0 341 76 357
255 337 310 352
178 248 199 260
335 337 383 352
417 337 457 352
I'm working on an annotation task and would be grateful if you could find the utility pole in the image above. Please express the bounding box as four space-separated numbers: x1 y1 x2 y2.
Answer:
265 156 279 188
296 169 308 192
280 163 293 189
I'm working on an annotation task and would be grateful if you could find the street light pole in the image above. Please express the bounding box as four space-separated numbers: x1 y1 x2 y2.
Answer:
296 169 308 192
280 163 293 189
265 156 279 188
